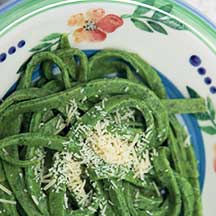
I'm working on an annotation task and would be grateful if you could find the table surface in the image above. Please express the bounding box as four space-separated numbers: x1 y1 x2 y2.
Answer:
0 0 215 22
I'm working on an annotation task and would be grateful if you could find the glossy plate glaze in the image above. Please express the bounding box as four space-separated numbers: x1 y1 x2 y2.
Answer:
0 0 215 215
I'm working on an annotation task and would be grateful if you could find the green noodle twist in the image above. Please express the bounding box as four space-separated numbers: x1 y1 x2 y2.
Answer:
0 34 205 216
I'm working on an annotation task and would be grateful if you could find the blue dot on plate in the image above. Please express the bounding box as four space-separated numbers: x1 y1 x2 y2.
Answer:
189 55 201 67
0 53 7 62
210 86 216 94
204 77 212 85
198 67 206 75
17 40 26 48
8 46 16 55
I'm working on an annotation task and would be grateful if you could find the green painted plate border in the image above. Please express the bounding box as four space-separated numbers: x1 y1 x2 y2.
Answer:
0 0 216 55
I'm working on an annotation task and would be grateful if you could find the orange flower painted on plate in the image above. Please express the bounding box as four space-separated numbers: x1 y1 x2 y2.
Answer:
67 8 123 43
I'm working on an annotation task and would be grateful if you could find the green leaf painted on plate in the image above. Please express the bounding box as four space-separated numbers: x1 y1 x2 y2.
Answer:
207 97 215 120
194 113 211 121
30 43 52 52
121 14 132 19
200 126 216 135
147 21 167 34
186 86 201 98
142 0 155 5
133 0 155 16
161 18 188 30
159 4 173 13
152 4 173 19
41 33 62 42
131 18 153 32
133 7 150 16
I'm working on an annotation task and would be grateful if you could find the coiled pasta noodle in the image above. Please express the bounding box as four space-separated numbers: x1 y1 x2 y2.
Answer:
0 34 205 216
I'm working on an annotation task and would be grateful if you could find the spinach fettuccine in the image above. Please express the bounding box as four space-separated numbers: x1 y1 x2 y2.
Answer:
0 35 205 216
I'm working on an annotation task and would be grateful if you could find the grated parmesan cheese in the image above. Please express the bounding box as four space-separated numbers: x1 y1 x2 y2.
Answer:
90 130 135 165
78 108 154 179
43 152 88 206
43 179 56 191
124 86 129 92
32 149 45 183
31 195 39 206
64 193 68 209
0 199 16 205
0 184 12 195
44 106 156 206
2 148 8 156
184 135 191 147
66 99 80 124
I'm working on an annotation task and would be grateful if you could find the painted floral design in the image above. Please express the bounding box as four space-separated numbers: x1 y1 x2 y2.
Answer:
187 86 216 172
67 8 123 43
187 86 216 135
121 0 187 35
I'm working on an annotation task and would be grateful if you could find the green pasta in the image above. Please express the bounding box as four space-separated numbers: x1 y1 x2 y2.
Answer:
0 34 205 216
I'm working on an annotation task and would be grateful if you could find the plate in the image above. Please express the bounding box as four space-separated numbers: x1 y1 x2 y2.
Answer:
0 0 216 215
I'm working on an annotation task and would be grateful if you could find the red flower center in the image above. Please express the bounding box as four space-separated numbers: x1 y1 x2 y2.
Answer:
83 20 97 31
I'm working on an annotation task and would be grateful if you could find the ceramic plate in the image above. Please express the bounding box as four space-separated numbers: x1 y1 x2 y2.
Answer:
0 0 216 215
